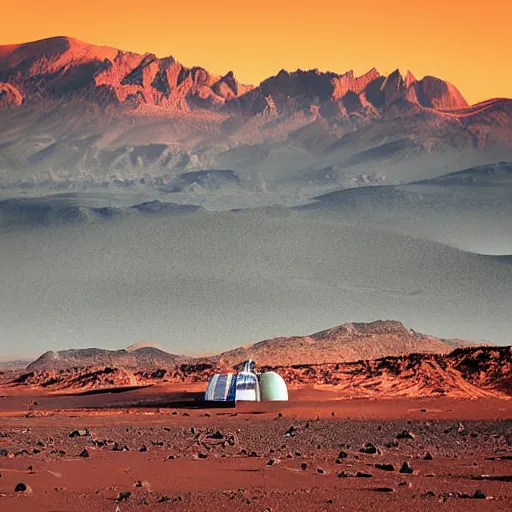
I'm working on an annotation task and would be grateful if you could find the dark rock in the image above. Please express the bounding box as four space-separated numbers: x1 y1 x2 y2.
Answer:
399 462 414 474
423 452 433 460
356 472 373 478
266 458 279 466
79 449 89 458
197 452 208 459
300 463 308 470
285 426 296 437
396 431 415 440
375 463 395 471
423 491 436 497
69 429 90 438
385 441 399 448
208 431 224 440
316 467 326 474
472 490 486 499
158 496 170 503
116 491 131 501
360 443 379 454
374 487 394 493
338 450 349 459
14 482 31 493
139 445 148 452
0 449 8 457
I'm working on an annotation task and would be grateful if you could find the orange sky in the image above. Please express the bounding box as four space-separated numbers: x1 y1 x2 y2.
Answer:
2 0 511 104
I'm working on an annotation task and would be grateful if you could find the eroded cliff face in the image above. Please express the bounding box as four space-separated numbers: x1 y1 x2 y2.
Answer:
6 345 511 399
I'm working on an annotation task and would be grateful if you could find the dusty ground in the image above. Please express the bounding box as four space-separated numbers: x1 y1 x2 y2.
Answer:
0 385 511 511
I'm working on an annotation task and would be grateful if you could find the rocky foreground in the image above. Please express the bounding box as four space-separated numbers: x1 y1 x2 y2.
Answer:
0 411 511 511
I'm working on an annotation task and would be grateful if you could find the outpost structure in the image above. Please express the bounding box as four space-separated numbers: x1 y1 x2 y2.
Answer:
204 359 288 402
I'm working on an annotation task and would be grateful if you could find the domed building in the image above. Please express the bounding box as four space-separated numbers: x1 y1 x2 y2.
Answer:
204 360 288 402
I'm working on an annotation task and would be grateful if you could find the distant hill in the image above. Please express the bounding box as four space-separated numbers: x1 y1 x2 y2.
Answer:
26 346 184 371
25 320 475 372
210 320 474 368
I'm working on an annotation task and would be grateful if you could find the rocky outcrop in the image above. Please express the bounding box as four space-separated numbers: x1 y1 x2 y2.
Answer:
212 320 471 367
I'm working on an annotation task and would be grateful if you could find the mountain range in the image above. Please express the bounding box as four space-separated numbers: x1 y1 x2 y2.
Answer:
25 320 471 371
1 36 511 193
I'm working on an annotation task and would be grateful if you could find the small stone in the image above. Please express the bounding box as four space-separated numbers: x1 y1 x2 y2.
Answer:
79 449 89 458
472 490 486 499
139 445 148 452
14 482 31 493
423 490 436 497
266 458 279 466
197 452 208 459
356 471 373 478
116 491 131 501
396 431 415 440
69 429 90 438
158 496 170 503
338 450 349 459
375 463 395 471
399 462 413 474
285 426 296 436
423 452 433 460
300 463 308 470
374 487 394 493
277 412 283 418
360 443 379 454
316 467 325 474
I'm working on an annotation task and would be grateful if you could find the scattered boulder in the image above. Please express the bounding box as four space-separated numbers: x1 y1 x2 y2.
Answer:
375 463 395 471
423 452 433 460
139 445 148 452
356 472 373 478
266 458 279 466
116 491 131 501
396 431 415 440
300 463 308 470
399 462 414 474
14 482 31 493
69 429 90 438
197 452 208 459
316 467 326 475
79 449 89 458
360 443 380 454
285 426 296 437
472 490 486 499
374 487 394 493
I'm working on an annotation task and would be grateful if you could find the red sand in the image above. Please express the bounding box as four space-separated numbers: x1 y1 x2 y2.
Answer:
1 385 511 510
